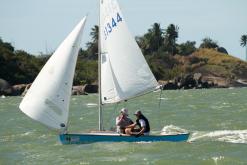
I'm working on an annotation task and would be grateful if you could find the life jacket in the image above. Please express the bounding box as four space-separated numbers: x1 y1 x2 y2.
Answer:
136 115 150 133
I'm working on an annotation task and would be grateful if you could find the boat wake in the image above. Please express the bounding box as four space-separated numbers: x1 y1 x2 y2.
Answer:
159 125 247 144
189 130 247 144
160 125 189 135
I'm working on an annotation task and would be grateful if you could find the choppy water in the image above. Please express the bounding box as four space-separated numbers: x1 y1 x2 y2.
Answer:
1 88 247 165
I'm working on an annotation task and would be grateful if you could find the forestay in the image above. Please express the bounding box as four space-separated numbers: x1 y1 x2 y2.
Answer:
19 17 87 129
100 0 159 104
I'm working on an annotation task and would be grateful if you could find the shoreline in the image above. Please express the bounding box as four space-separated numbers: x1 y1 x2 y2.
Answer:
1 78 247 97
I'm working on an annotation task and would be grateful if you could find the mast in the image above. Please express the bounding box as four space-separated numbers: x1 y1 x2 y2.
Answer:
98 0 103 131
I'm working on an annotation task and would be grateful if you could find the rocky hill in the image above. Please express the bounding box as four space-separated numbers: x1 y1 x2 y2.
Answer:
161 49 247 89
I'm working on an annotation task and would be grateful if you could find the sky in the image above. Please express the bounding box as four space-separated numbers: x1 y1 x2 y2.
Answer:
0 0 247 60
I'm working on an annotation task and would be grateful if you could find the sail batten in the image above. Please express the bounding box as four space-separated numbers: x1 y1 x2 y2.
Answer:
100 0 158 104
19 17 87 130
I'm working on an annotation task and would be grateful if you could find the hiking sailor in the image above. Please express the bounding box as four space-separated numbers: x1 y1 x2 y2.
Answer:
125 110 150 137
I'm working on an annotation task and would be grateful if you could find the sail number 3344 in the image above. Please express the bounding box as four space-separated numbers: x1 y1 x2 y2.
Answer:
103 13 123 40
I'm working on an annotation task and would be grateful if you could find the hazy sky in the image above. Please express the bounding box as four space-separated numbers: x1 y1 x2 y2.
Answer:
0 0 247 60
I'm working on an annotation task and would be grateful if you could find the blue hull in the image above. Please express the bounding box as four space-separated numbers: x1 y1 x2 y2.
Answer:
59 133 190 144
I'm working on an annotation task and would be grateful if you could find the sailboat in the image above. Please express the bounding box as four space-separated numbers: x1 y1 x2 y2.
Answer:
19 0 189 144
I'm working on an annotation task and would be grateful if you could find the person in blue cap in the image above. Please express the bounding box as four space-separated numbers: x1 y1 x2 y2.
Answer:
125 110 150 137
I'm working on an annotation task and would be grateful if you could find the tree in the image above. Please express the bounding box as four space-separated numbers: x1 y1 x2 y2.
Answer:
136 23 164 54
177 41 197 56
0 38 14 52
164 24 179 55
199 37 218 49
86 25 99 60
240 34 247 61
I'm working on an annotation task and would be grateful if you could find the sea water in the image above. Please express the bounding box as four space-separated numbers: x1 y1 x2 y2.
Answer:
0 88 247 165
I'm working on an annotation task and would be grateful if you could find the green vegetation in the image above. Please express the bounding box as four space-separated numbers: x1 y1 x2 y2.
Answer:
0 38 46 84
199 37 218 49
0 23 246 86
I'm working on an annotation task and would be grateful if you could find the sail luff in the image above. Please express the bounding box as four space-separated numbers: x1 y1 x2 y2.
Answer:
19 17 87 130
98 0 103 131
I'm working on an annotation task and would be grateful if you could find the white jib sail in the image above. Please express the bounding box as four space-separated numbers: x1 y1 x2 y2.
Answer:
100 0 159 104
19 17 87 130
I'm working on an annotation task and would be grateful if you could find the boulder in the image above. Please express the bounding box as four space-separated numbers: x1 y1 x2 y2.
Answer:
161 73 222 90
216 47 228 54
72 86 87 95
201 76 227 88
0 79 13 96
12 84 28 96
84 84 98 93
163 80 178 90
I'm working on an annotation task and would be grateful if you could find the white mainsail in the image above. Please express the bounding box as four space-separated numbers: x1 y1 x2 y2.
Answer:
100 0 159 104
19 17 87 130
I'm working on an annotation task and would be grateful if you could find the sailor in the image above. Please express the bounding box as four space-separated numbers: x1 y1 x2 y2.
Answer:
125 110 150 137
115 108 133 134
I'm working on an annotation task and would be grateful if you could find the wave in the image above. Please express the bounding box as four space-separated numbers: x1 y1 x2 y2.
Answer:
157 97 169 100
189 130 247 144
20 131 34 136
86 103 98 107
159 125 247 144
212 156 225 165
160 125 189 135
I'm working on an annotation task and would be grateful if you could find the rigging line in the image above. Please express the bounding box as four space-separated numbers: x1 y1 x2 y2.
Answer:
158 85 164 129
110 103 119 131
158 85 164 109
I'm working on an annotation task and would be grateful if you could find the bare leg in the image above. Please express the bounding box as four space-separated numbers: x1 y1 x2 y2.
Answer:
125 128 132 135
125 128 141 136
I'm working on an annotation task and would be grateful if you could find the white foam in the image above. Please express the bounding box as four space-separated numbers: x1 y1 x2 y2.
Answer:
1 95 6 98
160 125 188 135
86 103 98 107
21 131 33 136
136 141 152 144
189 130 247 144
157 97 168 100
212 156 224 165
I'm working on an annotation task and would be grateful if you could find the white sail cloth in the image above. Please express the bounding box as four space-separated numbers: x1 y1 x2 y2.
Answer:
19 17 87 129
100 0 158 104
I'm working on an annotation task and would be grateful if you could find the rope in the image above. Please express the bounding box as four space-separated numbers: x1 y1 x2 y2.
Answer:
109 103 119 131
158 85 164 109
158 85 164 131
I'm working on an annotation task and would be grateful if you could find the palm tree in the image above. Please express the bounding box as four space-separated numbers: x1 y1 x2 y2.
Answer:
90 25 99 43
149 23 164 51
164 24 179 55
240 35 247 61
86 25 99 60
136 23 164 54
